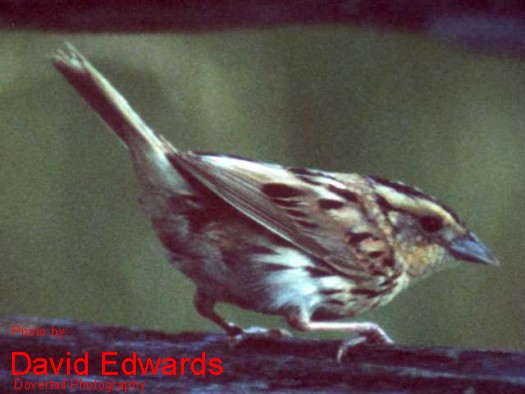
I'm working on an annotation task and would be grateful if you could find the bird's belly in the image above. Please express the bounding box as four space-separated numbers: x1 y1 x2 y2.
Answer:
153 204 406 320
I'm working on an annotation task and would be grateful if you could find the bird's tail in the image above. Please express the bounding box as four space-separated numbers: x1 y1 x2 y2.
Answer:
53 44 191 211
53 43 168 154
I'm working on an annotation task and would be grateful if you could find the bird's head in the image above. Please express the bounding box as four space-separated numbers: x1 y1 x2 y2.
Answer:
369 176 498 279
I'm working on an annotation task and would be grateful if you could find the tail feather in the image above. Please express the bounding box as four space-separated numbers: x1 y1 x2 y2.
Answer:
53 44 191 214
52 43 169 154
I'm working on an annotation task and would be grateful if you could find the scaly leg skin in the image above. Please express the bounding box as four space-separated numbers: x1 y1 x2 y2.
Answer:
287 314 394 362
193 291 290 348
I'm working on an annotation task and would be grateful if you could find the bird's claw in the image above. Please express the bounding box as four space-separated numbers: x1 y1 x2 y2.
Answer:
228 326 291 349
337 331 394 362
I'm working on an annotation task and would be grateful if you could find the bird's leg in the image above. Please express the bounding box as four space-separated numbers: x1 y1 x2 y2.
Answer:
193 290 243 336
287 313 394 361
194 290 290 347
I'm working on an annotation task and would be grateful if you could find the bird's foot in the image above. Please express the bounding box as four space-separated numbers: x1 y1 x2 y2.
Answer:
227 325 291 348
336 328 394 362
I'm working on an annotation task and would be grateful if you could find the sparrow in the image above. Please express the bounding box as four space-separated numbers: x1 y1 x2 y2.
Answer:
52 45 498 359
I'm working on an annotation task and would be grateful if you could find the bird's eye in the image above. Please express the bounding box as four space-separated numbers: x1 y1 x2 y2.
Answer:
419 215 444 233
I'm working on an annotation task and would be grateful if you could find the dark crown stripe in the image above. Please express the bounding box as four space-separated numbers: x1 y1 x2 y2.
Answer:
369 176 428 200
368 175 462 224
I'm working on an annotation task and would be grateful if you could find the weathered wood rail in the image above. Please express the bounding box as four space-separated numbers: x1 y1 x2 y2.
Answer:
0 316 523 393
1 1 524 57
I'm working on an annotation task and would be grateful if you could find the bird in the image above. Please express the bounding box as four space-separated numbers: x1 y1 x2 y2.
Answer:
52 45 498 359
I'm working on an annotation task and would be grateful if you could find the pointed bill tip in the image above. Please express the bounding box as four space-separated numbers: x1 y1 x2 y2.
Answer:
448 232 499 266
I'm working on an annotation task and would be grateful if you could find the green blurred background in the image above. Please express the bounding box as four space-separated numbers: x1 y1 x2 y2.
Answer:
1 28 523 351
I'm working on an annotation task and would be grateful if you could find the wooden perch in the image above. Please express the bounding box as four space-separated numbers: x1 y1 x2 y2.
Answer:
1 1 524 57
1 316 524 393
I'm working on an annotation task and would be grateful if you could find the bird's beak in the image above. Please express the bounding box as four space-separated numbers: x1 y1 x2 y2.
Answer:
448 232 499 266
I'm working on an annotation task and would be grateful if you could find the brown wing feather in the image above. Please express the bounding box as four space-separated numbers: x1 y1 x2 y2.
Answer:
169 152 384 278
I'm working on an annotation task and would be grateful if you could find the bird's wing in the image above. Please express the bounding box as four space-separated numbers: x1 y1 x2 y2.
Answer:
169 152 393 279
